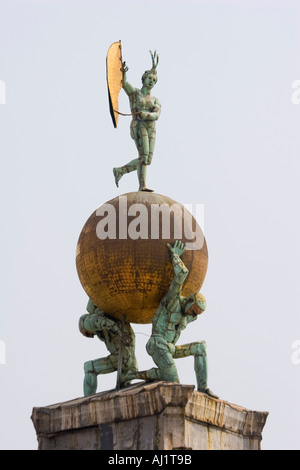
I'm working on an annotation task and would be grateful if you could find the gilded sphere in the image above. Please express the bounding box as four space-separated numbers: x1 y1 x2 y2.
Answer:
76 192 208 324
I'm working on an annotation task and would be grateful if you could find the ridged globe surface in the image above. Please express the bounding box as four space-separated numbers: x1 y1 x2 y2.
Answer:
76 192 208 324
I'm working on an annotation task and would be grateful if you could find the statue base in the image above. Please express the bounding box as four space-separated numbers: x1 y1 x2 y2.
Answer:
31 381 268 451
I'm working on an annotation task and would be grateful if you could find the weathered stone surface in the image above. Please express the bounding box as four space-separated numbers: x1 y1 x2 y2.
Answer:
31 381 268 450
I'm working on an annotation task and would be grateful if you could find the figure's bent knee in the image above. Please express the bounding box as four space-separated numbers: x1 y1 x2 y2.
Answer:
159 365 180 383
140 154 150 165
84 360 95 374
192 341 207 357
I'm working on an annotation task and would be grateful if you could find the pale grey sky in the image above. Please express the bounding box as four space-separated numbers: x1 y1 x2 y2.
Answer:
0 0 299 450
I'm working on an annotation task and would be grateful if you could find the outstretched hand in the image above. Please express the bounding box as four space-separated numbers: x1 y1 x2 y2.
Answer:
167 240 186 257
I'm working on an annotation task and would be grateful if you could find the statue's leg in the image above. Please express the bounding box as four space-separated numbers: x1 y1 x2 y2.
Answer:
126 364 179 383
113 121 140 187
123 335 180 384
138 159 148 191
123 366 160 382
174 342 218 398
146 335 180 383
147 126 156 166
119 346 154 383
113 159 139 187
121 361 179 383
83 355 116 396
120 349 139 387
137 125 153 191
137 126 156 191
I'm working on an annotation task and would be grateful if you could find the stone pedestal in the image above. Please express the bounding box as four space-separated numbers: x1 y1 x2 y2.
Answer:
31 381 268 450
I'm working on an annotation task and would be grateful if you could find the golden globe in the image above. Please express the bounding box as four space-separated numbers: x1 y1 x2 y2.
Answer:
76 192 208 324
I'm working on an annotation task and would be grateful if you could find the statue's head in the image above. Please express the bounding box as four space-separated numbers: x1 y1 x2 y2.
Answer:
182 293 207 316
78 314 94 338
142 50 159 87
86 298 97 314
78 299 98 338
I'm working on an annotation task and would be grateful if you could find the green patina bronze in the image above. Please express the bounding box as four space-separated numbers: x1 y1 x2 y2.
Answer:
113 51 161 192
124 242 218 398
79 299 138 396
78 46 215 397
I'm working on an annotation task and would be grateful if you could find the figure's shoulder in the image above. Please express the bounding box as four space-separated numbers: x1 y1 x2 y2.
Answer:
123 81 139 96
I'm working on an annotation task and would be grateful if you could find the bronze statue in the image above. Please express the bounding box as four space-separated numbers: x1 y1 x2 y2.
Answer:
124 242 218 398
112 50 161 192
79 299 138 396
77 44 215 397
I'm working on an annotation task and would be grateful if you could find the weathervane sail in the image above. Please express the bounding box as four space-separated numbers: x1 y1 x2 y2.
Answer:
106 40 123 128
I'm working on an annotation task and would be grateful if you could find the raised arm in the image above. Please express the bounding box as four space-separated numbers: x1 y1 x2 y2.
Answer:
168 241 188 281
161 242 189 310
122 61 136 96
